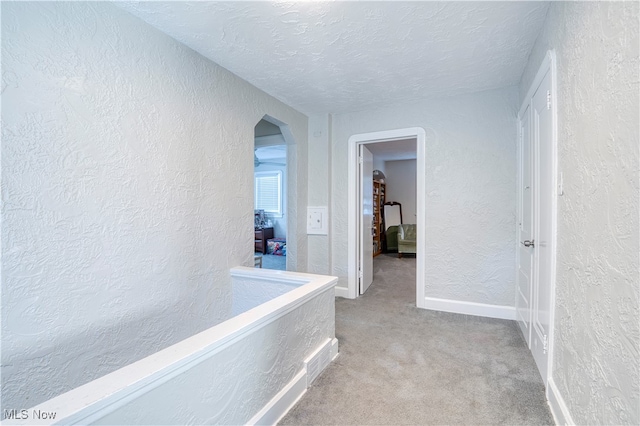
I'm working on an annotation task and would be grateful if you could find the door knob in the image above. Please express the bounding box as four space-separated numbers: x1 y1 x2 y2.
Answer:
522 240 535 248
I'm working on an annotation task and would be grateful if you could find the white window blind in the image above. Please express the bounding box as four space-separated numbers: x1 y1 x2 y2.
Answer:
255 171 282 215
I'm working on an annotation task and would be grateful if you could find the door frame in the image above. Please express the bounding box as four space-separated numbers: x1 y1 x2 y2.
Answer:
516 49 558 386
358 144 374 295
346 127 426 307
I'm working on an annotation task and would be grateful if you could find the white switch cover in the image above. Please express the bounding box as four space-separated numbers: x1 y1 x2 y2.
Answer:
307 207 328 235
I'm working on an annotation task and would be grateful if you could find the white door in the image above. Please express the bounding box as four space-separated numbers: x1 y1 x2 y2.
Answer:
516 105 533 347
531 69 553 384
359 145 374 294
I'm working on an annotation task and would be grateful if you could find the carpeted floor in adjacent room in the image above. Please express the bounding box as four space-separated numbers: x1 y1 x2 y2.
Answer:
258 253 286 271
279 253 554 425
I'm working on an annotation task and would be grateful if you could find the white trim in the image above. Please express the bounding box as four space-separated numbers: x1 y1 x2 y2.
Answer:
519 50 555 117
347 127 427 306
303 338 332 385
334 285 349 299
415 133 426 307
423 297 516 320
547 378 575 425
251 337 338 425
229 266 313 284
248 369 307 426
347 135 358 299
546 49 559 389
330 337 339 360
515 114 530 346
517 50 559 388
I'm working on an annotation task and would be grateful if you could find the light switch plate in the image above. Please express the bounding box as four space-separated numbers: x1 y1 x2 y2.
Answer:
307 206 328 235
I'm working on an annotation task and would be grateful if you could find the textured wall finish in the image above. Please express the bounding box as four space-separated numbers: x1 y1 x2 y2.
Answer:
2 2 307 410
116 2 549 114
93 288 336 426
519 2 639 424
329 87 519 306
307 114 331 275
2 268 337 425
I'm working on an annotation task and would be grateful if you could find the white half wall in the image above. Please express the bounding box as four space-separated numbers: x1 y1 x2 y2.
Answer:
93 284 336 426
519 2 639 424
1 2 308 409
328 87 519 308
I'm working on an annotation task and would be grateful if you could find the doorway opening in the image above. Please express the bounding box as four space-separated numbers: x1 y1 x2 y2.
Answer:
253 116 294 271
346 128 427 308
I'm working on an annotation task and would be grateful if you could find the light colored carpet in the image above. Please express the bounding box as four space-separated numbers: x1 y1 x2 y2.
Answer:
280 253 554 425
256 253 286 271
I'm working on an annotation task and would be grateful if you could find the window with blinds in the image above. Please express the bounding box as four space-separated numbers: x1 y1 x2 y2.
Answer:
255 171 282 216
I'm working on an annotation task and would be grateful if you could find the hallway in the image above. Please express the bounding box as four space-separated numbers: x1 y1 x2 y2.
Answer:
280 254 554 425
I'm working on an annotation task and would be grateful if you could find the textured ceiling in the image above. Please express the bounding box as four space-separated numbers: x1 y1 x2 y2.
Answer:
117 1 549 114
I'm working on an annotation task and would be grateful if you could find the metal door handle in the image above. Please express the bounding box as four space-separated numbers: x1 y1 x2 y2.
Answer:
522 240 535 247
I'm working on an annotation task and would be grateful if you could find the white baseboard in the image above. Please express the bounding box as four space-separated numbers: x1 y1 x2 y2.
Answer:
330 338 339 360
334 286 350 299
547 378 574 425
249 337 339 426
304 338 332 385
248 369 307 426
423 297 516 320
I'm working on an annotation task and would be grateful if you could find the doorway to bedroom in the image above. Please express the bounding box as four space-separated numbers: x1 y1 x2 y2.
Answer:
348 127 426 307
254 118 288 271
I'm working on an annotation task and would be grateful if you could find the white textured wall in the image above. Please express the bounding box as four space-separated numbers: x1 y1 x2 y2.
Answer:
93 288 335 426
231 276 299 316
519 2 639 424
307 114 332 275
329 87 518 306
1 2 307 409
384 160 417 222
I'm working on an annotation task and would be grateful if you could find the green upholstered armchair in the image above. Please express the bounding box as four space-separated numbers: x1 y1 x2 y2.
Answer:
386 225 399 252
397 224 417 258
